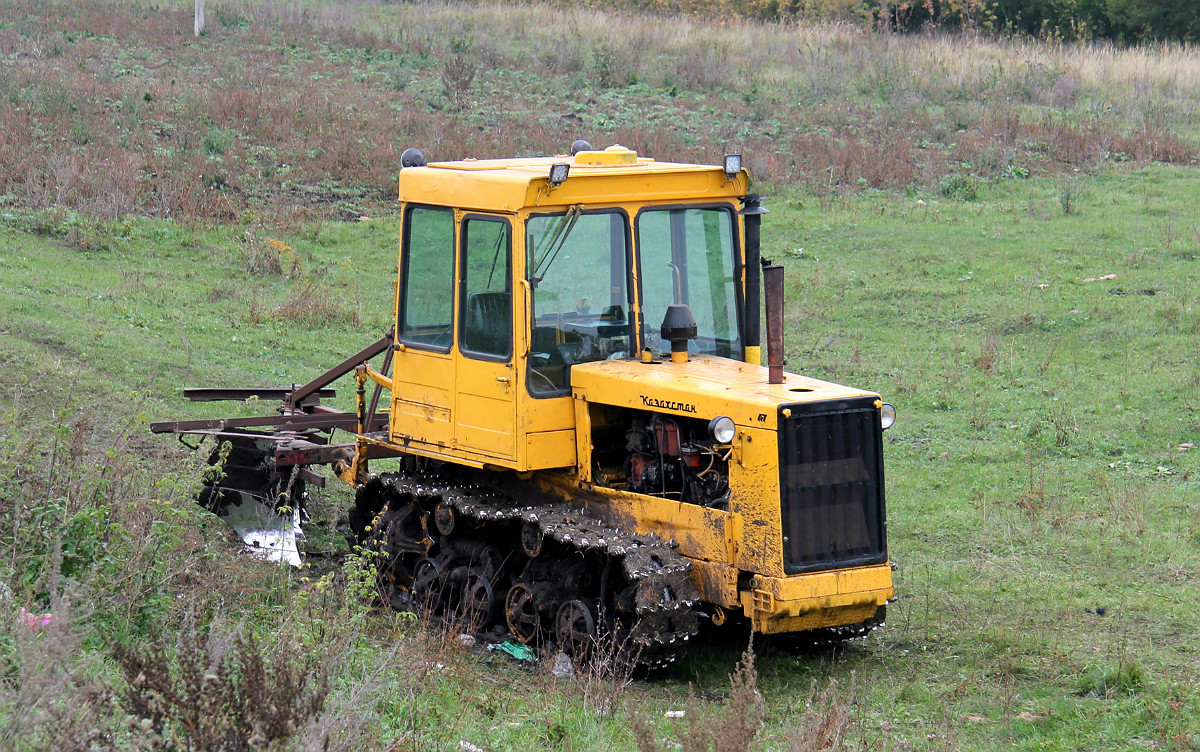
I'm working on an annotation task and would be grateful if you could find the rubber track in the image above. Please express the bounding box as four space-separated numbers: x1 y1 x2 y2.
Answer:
359 473 701 668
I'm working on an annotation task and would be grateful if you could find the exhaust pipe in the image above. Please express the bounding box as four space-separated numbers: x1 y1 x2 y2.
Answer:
764 263 784 384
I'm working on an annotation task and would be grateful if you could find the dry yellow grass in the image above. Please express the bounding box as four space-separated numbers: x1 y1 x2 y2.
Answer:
2 0 1195 226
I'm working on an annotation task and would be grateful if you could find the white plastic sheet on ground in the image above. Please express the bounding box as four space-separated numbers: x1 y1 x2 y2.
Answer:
221 492 302 567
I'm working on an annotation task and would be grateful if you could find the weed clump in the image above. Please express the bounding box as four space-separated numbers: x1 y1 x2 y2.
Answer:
633 644 764 752
245 236 299 277
267 279 361 328
939 172 980 201
0 591 109 752
1075 660 1145 697
789 675 856 752
112 616 329 751
1056 175 1087 215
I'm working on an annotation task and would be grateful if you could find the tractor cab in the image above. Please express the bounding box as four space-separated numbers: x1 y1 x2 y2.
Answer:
389 145 750 472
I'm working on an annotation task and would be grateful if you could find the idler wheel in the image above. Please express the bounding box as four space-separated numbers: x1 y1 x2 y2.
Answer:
461 572 496 628
556 599 597 657
504 584 541 644
412 557 445 614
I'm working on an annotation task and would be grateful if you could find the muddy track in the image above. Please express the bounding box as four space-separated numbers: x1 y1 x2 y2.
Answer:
348 473 701 669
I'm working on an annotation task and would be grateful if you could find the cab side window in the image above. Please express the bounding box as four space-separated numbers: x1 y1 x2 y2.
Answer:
460 217 512 359
399 205 455 350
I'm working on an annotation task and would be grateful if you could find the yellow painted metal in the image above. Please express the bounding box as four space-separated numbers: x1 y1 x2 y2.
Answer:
574 144 639 165
571 395 593 479
339 434 374 486
581 484 739 565
400 154 747 213
743 344 761 366
454 361 517 459
524 429 577 469
569 356 879 432
531 466 892 633
689 560 741 609
385 148 758 471
363 363 392 391
390 350 455 449
738 564 894 634
727 425 785 577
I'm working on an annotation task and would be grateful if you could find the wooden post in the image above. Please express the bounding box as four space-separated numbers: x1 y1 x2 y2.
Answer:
194 0 205 37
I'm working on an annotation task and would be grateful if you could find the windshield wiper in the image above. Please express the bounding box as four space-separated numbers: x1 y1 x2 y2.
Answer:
531 204 583 282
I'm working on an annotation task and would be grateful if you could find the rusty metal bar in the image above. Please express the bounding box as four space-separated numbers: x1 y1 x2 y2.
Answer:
354 367 367 436
184 387 334 403
274 441 356 467
365 343 394 430
149 412 385 434
764 263 785 385
296 467 326 488
284 332 393 409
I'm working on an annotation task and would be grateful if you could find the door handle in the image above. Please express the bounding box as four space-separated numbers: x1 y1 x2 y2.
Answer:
495 376 510 384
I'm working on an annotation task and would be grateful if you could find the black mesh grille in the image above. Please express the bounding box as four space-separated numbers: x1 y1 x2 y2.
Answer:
778 397 887 574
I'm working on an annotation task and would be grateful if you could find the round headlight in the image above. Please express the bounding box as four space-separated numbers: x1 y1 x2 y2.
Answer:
880 402 896 430
708 416 736 444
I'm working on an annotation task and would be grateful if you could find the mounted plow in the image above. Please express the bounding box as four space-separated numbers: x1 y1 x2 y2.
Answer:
151 331 400 565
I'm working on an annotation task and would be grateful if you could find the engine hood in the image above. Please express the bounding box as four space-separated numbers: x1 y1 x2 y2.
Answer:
569 356 878 430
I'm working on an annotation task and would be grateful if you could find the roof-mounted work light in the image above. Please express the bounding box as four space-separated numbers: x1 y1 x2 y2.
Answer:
723 154 742 177
548 162 571 187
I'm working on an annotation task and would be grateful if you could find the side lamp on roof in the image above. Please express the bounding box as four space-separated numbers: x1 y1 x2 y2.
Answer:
548 162 571 187
723 153 742 178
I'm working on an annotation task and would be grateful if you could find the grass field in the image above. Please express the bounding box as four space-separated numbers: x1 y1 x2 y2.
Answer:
2 1 1199 750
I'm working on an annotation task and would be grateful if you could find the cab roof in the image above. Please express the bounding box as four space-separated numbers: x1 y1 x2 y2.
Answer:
397 146 749 213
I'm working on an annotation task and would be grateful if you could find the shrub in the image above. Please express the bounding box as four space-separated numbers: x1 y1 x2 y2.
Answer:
940 172 980 201
441 54 477 111
1056 174 1086 215
0 591 109 752
270 279 361 327
789 674 857 752
633 643 764 752
113 615 330 751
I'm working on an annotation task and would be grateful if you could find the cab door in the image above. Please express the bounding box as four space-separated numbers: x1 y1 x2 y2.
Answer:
392 204 456 448
453 214 517 460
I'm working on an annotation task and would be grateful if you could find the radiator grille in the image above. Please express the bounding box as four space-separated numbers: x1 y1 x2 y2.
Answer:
778 398 887 574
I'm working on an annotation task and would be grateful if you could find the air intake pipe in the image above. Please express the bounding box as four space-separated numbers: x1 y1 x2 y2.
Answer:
740 195 767 365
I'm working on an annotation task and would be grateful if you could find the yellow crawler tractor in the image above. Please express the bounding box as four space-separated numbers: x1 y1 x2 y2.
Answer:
154 143 896 667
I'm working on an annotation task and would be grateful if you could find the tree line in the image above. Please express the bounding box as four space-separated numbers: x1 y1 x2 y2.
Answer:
610 0 1199 43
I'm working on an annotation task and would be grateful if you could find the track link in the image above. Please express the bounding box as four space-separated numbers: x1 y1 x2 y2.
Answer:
349 472 700 669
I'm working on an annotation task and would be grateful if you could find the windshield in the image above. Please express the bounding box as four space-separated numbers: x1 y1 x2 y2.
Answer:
637 207 741 358
526 209 631 396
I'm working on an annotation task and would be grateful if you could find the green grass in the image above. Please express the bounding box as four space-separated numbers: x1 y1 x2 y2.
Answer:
756 164 1200 749
2 1 1200 749
3 163 1198 751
